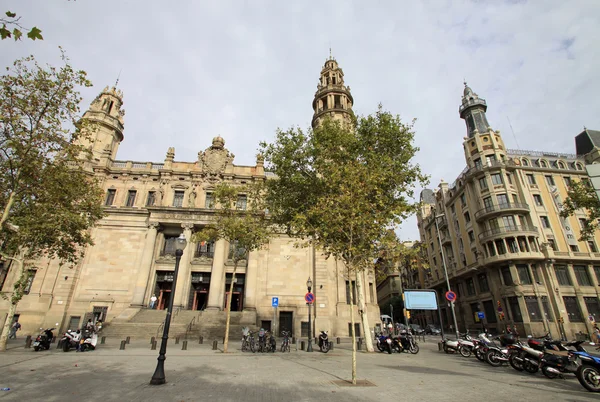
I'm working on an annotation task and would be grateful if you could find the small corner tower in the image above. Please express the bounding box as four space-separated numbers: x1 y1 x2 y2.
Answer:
80 85 125 162
311 54 354 129
459 82 491 138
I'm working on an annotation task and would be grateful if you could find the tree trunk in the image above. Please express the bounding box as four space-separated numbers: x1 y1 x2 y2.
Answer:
222 265 237 353
355 271 374 352
349 267 357 385
0 250 25 352
0 190 16 229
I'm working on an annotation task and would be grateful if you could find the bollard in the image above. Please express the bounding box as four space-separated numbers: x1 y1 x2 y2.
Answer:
101 336 106 345
25 336 32 349
199 336 203 344
357 338 362 351
125 336 130 344
300 341 305 351
438 342 443 352
57 339 63 349
175 337 180 345
151 340 157 350
150 336 155 344
336 337 341 344
212 340 218 350
182 340 188 350
120 340 126 350
329 341 334 351
292 337 296 344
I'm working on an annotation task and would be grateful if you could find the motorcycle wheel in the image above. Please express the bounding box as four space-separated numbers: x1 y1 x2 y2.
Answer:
322 342 330 354
524 361 539 374
34 346 40 351
377 343 383 352
459 345 472 358
409 344 419 354
485 350 504 367
475 348 485 361
387 344 393 354
541 365 559 379
250 340 255 353
509 354 524 372
577 364 600 392
62 342 70 352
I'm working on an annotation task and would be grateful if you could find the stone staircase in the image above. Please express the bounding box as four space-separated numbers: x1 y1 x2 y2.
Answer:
100 308 258 341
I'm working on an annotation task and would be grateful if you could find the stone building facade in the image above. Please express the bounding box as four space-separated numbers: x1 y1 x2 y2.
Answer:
0 57 380 339
417 83 600 339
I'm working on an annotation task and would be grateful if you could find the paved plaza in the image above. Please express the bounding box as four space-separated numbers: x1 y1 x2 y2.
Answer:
0 337 597 402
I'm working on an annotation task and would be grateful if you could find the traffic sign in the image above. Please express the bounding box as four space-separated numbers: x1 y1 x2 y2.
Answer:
477 312 485 320
272 297 279 307
305 292 315 304
445 291 457 302
589 314 596 323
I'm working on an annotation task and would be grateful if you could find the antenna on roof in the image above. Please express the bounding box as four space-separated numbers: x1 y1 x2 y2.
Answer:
507 116 521 150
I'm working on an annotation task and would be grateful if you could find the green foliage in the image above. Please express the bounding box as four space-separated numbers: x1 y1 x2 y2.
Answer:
0 51 104 276
260 107 428 271
1 11 43 41
560 179 600 241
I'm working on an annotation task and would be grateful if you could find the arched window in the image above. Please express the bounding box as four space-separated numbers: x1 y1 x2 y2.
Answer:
540 160 548 168
558 161 566 169
522 158 529 166
576 163 584 171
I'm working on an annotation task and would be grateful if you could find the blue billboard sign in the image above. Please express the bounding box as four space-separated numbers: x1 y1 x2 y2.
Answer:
404 290 439 310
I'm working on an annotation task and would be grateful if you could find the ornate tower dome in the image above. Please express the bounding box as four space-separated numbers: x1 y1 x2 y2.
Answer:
311 54 354 129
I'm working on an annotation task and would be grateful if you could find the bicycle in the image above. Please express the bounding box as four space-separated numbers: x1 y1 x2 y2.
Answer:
241 330 256 353
280 331 291 352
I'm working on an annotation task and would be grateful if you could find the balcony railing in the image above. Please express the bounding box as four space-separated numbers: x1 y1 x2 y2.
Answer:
474 202 530 221
478 225 538 241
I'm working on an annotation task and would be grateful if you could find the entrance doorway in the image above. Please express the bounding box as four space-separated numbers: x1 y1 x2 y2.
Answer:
224 273 245 311
188 272 210 310
154 270 174 311
192 290 208 310
92 306 108 322
279 311 293 337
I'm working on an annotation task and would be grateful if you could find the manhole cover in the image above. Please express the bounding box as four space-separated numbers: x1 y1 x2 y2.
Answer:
331 380 376 387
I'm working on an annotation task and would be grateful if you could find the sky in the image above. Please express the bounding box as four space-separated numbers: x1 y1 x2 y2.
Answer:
4 0 600 241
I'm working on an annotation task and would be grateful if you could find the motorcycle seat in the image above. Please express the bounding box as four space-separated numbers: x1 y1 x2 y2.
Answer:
545 350 570 357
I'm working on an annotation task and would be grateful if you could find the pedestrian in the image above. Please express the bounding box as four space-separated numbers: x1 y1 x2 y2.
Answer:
85 319 94 331
593 326 600 345
8 321 21 339
149 294 157 309
74 329 82 352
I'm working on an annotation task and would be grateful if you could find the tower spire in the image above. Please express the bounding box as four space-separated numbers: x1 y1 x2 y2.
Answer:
311 55 354 129
459 81 491 138
115 69 122 88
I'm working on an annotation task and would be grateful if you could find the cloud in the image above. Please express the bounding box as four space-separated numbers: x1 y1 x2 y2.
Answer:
3 0 599 241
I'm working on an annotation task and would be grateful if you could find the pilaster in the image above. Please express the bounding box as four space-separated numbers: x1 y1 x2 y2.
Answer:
207 239 227 310
131 222 160 307
173 223 194 308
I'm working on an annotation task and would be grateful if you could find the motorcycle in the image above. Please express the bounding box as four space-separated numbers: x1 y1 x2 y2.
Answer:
318 331 330 353
573 348 600 392
395 330 419 354
484 333 516 367
376 333 393 354
33 328 55 351
60 329 80 352
79 331 98 352
509 335 553 373
540 340 586 379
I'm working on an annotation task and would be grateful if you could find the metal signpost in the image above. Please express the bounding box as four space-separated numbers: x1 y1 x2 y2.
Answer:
305 292 315 352
272 297 279 336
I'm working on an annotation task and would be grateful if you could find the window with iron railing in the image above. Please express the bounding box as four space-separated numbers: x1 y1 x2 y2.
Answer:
563 296 583 322
573 265 592 286
195 241 215 258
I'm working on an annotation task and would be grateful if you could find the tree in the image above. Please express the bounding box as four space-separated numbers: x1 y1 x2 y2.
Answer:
1 11 43 41
260 108 427 384
0 53 105 351
560 179 600 241
191 182 270 353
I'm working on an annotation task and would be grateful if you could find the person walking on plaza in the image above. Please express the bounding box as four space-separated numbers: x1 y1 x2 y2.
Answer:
149 294 157 309
8 320 21 339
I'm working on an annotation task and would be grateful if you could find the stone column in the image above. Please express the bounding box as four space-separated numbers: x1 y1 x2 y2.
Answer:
244 249 260 310
131 222 160 307
206 239 227 310
173 223 194 308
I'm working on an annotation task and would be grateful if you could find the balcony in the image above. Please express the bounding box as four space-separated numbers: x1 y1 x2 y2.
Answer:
437 216 448 229
466 159 516 179
474 202 530 221
478 225 538 241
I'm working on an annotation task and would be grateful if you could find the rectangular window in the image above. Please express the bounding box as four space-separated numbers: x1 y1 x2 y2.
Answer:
564 176 572 188
464 212 471 223
491 173 503 185
301 321 309 337
506 173 513 185
573 265 592 286
205 192 214 209
501 266 513 285
588 241 598 253
525 297 543 322
466 278 476 296
369 283 374 303
554 265 572 286
485 154 496 166
495 239 507 254
540 216 550 229
533 194 543 207
162 236 178 256
474 158 482 168
594 266 600 283
228 241 246 260
527 174 536 185
563 296 583 322
23 269 36 295
584 297 600 322
347 323 361 337
468 231 475 243
105 189 116 206
460 193 466 206
236 195 247 210
545 175 555 186
126 190 137 207
483 196 493 210
173 191 184 207
501 215 517 228
478 273 489 292
483 300 498 323
570 245 579 252
479 177 488 190
146 191 156 206
508 297 523 322
195 240 215 258
507 237 518 253
497 193 509 205
345 281 356 304
517 264 532 285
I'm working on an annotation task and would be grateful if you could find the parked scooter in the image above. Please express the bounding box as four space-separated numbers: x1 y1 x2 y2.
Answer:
573 347 600 392
484 333 516 367
318 331 330 353
33 328 55 351
395 330 419 354
540 340 587 379
79 331 98 352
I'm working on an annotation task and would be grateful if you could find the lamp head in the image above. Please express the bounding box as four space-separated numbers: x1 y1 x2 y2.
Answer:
176 233 187 251
307 277 313 291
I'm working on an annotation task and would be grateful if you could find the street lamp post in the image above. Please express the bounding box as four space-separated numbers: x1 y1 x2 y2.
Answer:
306 277 313 352
150 233 187 385
434 214 460 339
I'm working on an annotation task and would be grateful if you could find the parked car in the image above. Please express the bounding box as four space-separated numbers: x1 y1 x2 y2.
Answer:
409 324 425 335
425 324 441 335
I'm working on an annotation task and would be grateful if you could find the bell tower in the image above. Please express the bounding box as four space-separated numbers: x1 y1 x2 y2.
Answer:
79 85 125 162
311 54 354 129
